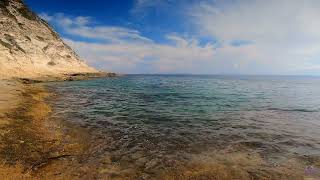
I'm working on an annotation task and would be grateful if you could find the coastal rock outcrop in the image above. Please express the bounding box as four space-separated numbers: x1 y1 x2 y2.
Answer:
0 0 97 79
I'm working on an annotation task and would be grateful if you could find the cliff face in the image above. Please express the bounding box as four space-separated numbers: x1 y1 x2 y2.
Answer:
0 0 97 79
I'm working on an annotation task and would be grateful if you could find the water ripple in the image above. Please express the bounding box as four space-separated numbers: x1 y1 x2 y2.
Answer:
48 75 320 178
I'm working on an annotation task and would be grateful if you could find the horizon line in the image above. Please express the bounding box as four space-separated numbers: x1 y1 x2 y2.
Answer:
117 73 320 77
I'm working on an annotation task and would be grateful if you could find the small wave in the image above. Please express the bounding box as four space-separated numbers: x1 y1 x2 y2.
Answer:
267 107 319 112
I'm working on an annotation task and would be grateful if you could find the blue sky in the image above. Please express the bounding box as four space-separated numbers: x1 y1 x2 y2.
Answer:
25 0 320 75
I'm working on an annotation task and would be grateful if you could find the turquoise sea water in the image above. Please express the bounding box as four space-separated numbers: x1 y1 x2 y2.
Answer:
48 75 320 178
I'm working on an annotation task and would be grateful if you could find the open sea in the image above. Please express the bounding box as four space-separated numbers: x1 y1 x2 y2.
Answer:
48 75 320 179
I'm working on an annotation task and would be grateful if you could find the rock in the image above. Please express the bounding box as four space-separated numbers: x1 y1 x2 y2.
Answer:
0 0 100 80
135 157 148 167
144 158 159 171
131 151 144 160
101 156 112 164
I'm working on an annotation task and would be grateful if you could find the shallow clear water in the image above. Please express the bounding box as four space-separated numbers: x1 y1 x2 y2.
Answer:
48 75 320 178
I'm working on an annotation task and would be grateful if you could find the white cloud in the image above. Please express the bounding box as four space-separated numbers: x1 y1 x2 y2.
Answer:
43 13 218 73
41 13 152 43
190 0 320 74
65 33 265 74
64 35 216 73
74 16 91 26
41 0 320 75
67 26 153 43
39 13 53 21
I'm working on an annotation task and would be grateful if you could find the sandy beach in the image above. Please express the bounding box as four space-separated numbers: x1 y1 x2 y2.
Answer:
0 80 90 179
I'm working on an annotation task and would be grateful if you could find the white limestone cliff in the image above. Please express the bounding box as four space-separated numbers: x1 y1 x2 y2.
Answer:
0 0 98 79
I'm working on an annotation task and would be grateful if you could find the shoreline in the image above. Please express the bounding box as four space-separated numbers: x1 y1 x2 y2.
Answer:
0 72 118 178
0 77 318 179
0 79 93 178
12 72 118 83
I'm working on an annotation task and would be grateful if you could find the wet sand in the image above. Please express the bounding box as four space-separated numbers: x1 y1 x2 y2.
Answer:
0 80 319 179
0 80 91 179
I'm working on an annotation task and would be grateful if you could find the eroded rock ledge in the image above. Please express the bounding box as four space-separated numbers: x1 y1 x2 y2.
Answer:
16 72 118 84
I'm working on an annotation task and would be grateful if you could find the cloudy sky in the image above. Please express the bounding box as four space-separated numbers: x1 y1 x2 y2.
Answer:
26 0 320 75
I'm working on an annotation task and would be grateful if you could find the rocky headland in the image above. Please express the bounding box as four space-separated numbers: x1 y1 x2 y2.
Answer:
0 0 115 81
0 0 115 178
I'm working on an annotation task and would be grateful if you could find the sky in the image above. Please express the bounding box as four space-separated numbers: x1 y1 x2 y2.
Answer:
25 0 320 75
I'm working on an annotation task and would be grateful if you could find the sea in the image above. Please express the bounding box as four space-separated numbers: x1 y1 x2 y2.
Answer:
48 75 320 179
